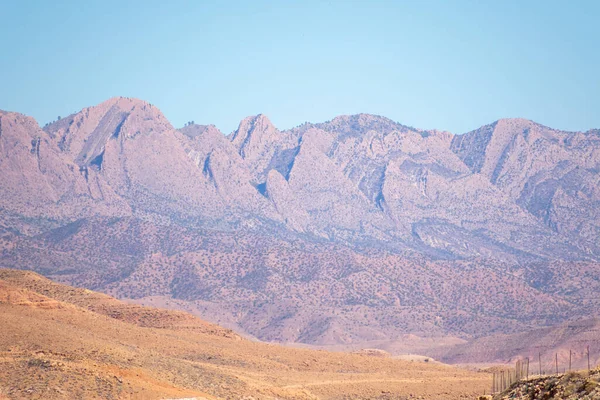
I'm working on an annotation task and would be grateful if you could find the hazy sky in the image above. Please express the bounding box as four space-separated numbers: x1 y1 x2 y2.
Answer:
1 0 599 134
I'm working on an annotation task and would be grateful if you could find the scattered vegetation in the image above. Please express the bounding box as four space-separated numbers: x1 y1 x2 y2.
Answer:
493 369 600 399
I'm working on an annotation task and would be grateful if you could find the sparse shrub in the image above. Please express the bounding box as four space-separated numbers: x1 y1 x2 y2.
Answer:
563 383 576 396
582 379 597 394
27 358 52 369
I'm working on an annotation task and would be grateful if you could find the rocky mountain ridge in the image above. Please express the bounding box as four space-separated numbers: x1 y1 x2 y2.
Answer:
3 97 598 260
1 97 599 348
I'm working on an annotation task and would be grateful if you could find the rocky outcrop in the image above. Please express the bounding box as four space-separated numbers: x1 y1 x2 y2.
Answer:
492 369 600 400
452 119 600 257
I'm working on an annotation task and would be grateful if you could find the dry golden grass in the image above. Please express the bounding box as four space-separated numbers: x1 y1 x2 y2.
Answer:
0 269 490 399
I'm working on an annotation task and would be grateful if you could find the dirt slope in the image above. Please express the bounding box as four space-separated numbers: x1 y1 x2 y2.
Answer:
0 269 490 400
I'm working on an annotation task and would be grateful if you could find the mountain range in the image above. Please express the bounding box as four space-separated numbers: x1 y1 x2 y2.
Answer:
1 97 599 355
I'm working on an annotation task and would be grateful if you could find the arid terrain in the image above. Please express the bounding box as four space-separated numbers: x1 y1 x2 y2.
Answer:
434 317 600 370
490 369 600 399
1 97 600 358
0 269 491 400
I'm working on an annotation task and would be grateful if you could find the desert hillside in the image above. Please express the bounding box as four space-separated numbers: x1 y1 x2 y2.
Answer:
0 269 490 400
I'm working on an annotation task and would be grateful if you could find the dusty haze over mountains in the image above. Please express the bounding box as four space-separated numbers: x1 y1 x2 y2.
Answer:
1 97 599 358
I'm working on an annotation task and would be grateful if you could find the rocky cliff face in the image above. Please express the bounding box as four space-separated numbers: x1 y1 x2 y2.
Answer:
0 108 129 220
452 119 600 257
4 99 598 260
1 97 600 347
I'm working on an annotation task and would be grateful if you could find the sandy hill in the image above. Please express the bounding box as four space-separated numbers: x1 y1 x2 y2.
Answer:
0 269 490 400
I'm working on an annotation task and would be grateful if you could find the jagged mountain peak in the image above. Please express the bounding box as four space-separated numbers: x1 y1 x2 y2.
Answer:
93 96 165 115
88 97 172 131
97 95 148 108
43 97 165 129
231 114 276 138
493 117 533 126
491 117 588 134
0 109 21 117
491 118 555 138
42 97 173 168
0 109 41 129
179 123 223 140
229 114 279 159
243 113 274 127
308 113 417 139
2 97 600 260
0 112 53 162
476 118 585 141
331 113 396 125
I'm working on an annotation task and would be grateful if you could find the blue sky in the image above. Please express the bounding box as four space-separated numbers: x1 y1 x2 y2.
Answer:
1 0 599 133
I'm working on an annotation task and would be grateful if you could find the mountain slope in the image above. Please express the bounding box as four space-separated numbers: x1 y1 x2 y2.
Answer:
435 317 600 369
0 109 128 220
452 119 600 257
0 269 491 400
1 98 600 352
1 217 594 346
